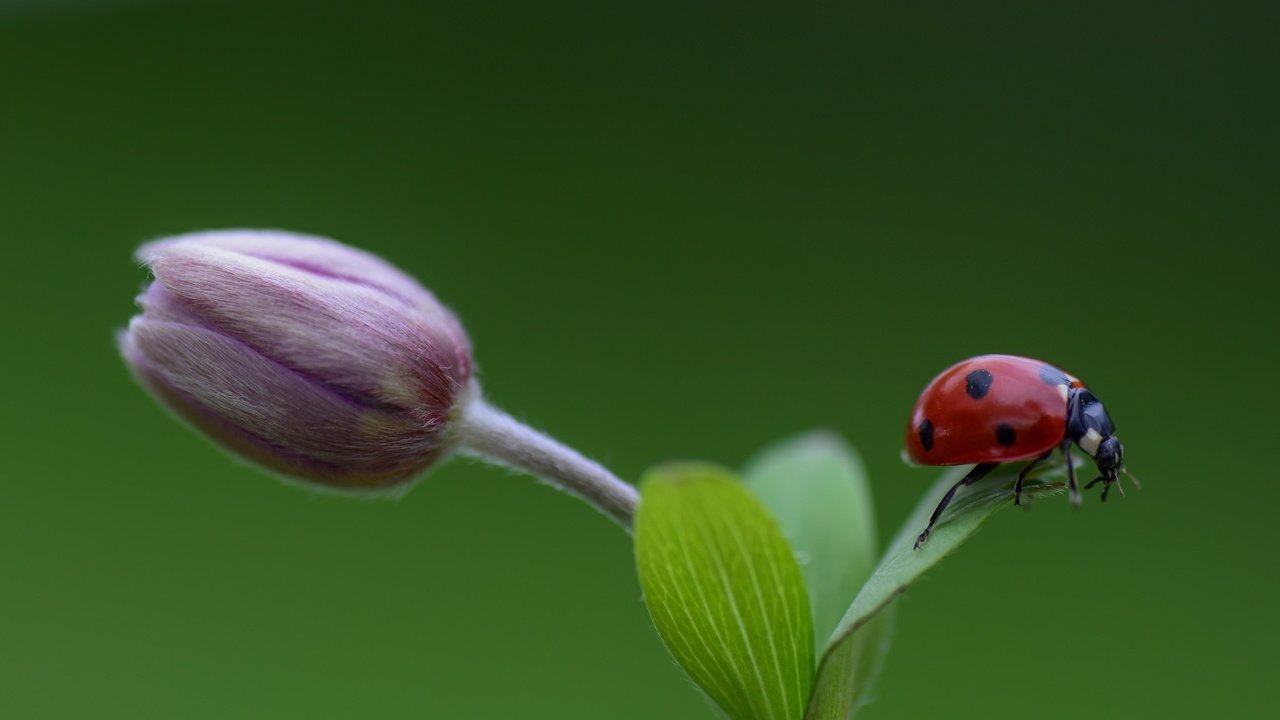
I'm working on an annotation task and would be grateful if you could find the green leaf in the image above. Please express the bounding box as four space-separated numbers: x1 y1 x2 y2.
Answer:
741 432 878 650
635 462 815 720
807 462 1067 719
739 432 890 720
803 610 893 720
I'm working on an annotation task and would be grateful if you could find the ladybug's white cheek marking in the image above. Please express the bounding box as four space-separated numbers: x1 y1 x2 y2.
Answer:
1065 372 1080 383
1057 384 1070 402
1080 428 1103 456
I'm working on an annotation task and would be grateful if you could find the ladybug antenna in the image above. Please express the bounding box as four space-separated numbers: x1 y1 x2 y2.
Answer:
1121 466 1143 491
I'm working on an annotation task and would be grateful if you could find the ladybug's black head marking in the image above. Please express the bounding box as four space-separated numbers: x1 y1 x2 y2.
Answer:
965 369 993 399
1065 386 1134 502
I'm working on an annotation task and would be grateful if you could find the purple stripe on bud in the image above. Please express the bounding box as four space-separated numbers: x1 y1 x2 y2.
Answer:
121 230 474 489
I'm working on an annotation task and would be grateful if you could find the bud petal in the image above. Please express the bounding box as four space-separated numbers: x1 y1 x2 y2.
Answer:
122 230 473 489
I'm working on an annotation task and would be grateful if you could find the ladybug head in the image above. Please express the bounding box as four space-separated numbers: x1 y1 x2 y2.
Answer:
1094 436 1124 476
1087 436 1139 501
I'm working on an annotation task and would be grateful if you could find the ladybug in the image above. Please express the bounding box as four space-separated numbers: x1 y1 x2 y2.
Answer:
905 354 1137 550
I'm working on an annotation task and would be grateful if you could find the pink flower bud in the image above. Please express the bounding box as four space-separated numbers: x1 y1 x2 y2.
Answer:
120 230 473 490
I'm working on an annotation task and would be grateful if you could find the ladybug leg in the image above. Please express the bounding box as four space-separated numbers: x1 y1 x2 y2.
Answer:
1061 442 1082 508
914 462 998 550
1085 475 1112 502
1014 452 1052 506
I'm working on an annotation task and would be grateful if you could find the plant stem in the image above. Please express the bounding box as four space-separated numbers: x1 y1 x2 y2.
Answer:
453 395 638 531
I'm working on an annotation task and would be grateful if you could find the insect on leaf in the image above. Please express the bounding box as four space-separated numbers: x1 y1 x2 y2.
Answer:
806 462 1066 719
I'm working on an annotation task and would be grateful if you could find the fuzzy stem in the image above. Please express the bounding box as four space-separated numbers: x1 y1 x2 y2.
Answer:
452 396 638 531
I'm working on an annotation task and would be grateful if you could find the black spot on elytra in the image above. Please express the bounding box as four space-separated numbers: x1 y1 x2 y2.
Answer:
996 423 1016 447
965 369 993 399
919 419 934 452
1039 364 1070 386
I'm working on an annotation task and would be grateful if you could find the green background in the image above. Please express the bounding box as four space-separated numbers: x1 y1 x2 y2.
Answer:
2 1 1276 718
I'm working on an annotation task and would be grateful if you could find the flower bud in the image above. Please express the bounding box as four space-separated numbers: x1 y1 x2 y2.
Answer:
120 229 473 490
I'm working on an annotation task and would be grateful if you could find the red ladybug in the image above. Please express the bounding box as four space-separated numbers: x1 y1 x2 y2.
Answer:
905 354 1136 549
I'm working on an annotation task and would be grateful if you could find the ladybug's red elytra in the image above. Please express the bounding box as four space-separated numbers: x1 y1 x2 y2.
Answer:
905 354 1137 550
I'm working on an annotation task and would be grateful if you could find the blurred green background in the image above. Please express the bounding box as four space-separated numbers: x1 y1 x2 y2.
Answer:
2 0 1276 717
